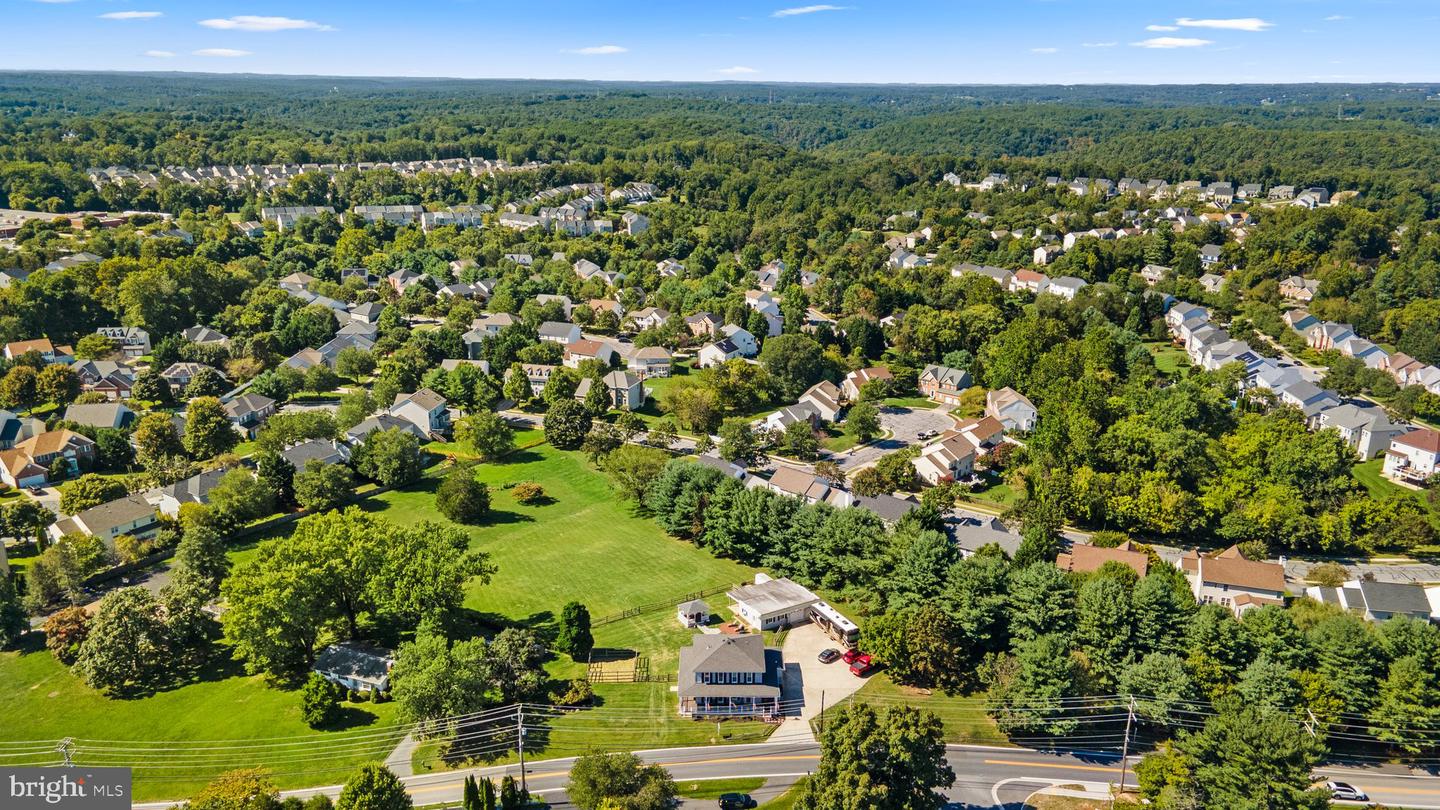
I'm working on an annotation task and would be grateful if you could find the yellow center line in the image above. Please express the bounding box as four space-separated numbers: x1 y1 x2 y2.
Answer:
408 754 820 796
1353 784 1440 797
983 759 1121 774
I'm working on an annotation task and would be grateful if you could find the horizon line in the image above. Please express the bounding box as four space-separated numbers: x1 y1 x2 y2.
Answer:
1 68 1438 88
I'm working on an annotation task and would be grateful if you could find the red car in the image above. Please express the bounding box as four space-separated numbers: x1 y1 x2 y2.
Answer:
841 648 863 665
849 654 874 677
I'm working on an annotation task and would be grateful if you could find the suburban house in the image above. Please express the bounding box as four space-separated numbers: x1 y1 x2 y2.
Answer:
222 393 278 438
3 338 69 364
842 367 894 401
349 302 386 325
313 642 396 693
0 449 47 488
1056 541 1150 577
281 439 352 469
1315 404 1411 460
627 307 670 331
919 364 973 406
145 467 231 517
574 371 645 411
62 402 133 430
697 339 744 369
798 380 844 422
720 325 760 357
389 388 450 436
727 574 820 631
677 634 782 719
1041 276 1088 301
1140 264 1170 286
161 362 226 393
1199 244 1224 269
48 494 160 546
95 327 150 359
626 346 673 379
950 514 1023 558
181 325 229 345
13 430 95 478
694 454 748 479
0 410 42 451
522 364 557 395
685 312 721 338
1382 427 1440 485
1279 276 1320 302
1305 579 1436 623
1199 273 1225 294
761 466 832 504
345 413 428 445
912 434 977 485
1180 546 1288 615
538 321 583 345
986 387 1038 432
954 416 1006 453
563 339 615 369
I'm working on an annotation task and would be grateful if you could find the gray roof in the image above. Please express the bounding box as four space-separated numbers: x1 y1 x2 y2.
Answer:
1359 580 1432 617
727 577 818 616
160 467 232 506
280 439 349 468
62 402 131 429
74 494 156 532
538 321 578 339
921 364 972 390
677 634 779 700
346 413 426 442
948 515 1023 556
313 642 394 684
852 493 920 524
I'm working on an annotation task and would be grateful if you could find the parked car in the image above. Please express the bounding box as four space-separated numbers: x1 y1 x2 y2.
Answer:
719 794 758 810
817 648 841 664
841 648 863 665
849 654 874 677
1326 781 1368 802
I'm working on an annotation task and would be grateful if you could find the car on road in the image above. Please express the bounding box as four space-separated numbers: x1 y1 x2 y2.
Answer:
849 654 874 677
718 794 757 810
1326 781 1368 802
841 648 863 665
817 648 841 664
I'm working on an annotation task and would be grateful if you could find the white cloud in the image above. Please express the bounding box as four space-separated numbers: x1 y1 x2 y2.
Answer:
1146 24 1179 32
101 11 163 20
199 16 333 32
1030 47 1059 54
1082 42 1118 48
1175 17 1274 32
1132 37 1213 49
565 44 628 55
192 48 252 57
772 4 847 17
143 50 175 58
716 66 758 75
1324 15 1349 22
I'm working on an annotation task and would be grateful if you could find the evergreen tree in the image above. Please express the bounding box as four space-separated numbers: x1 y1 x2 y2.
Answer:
556 601 594 660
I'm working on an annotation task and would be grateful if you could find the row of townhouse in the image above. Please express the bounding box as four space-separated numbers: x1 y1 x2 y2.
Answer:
950 262 1090 301
944 171 1333 207
1284 309 1440 396
88 157 548 192
1168 302 1418 461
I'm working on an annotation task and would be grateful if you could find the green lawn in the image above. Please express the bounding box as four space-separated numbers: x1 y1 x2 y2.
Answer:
828 675 1009 746
882 397 938 410
1352 457 1440 537
676 777 767 799
965 476 1022 509
361 444 755 621
0 636 402 802
1146 341 1192 376
759 778 807 809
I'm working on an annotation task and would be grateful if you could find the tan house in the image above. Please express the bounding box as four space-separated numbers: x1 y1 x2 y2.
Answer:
1056 541 1150 577
1180 545 1288 615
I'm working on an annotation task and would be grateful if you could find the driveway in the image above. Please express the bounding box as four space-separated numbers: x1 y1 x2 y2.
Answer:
770 623 872 744
835 405 956 471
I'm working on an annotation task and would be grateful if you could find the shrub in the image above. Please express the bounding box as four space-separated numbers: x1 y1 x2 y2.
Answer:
553 678 594 707
1307 561 1349 588
512 482 546 504
436 466 491 524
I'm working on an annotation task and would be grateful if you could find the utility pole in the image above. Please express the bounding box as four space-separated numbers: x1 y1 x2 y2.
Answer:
1304 708 1320 737
516 705 527 795
57 738 74 767
818 690 826 736
1113 696 1136 808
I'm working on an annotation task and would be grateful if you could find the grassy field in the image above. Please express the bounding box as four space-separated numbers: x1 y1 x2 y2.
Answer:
759 778 807 809
0 636 403 801
834 675 1009 745
361 444 755 621
676 777 767 799
1146 341 1192 376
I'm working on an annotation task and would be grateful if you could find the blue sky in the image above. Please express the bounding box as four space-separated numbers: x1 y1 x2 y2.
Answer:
3 1 1436 83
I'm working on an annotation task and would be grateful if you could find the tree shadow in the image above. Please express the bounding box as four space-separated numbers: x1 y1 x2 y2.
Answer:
318 704 381 731
496 448 546 466
477 509 536 526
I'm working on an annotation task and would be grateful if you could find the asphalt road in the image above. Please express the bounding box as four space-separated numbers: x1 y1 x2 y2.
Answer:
131 742 1440 809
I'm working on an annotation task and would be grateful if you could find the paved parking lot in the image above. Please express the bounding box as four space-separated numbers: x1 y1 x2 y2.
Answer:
836 405 956 471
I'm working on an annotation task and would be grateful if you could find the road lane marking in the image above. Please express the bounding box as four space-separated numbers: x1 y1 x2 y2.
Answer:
983 759 1122 774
